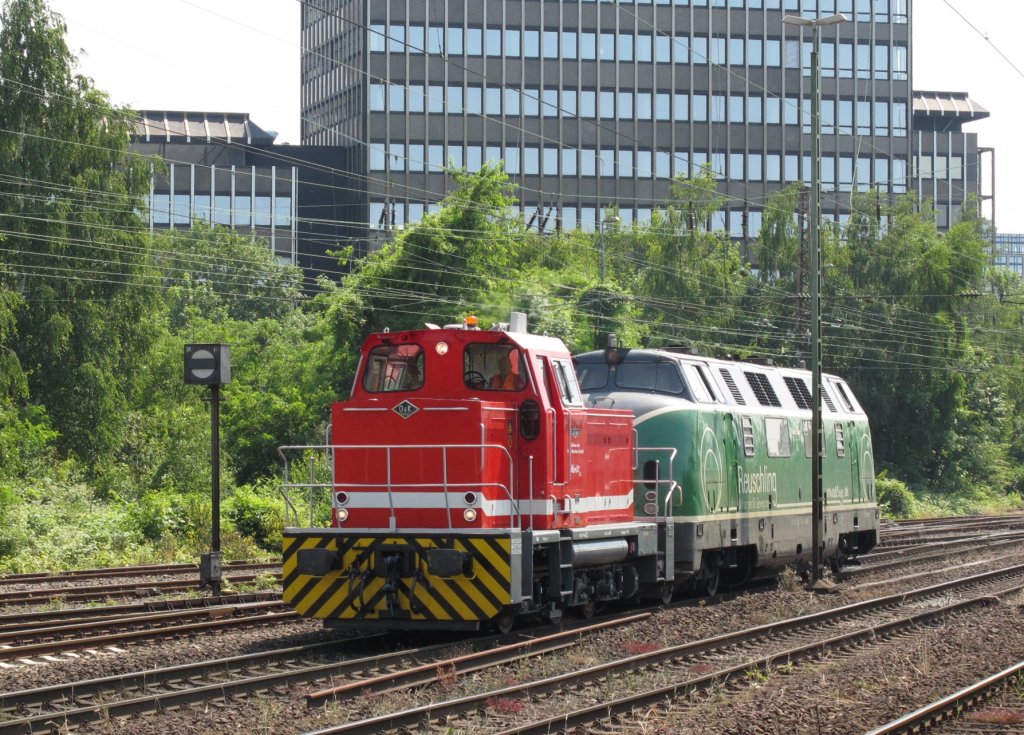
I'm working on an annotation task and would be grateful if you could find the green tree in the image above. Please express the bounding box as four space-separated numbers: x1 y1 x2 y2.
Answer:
155 222 304 328
637 170 748 350
0 0 159 466
344 164 522 334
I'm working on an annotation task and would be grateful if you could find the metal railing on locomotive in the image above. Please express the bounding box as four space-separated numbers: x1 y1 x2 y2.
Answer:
278 443 523 531
635 446 680 521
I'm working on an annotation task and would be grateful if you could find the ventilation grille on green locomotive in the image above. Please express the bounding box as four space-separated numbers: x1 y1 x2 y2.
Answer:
719 367 746 404
743 371 781 407
783 376 813 410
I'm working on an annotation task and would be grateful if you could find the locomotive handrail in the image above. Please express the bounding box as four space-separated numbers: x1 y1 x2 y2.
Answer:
635 446 679 522
278 442 519 530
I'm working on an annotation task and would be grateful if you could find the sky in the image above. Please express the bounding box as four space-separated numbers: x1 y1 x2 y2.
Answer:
41 0 1024 233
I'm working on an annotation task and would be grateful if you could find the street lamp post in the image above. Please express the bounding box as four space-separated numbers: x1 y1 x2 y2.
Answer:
782 12 848 589
599 214 620 284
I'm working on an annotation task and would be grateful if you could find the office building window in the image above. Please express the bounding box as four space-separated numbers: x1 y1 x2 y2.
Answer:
543 88 559 117
194 195 211 222
214 195 231 225
523 147 539 175
408 25 424 52
523 88 539 116
235 195 251 226
504 147 521 175
254 196 271 226
466 27 483 55
485 87 501 115
543 30 559 59
409 85 425 113
692 93 708 122
580 32 596 60
388 24 405 53
486 28 502 56
619 149 634 178
524 30 539 57
505 29 520 57
504 88 520 116
619 92 634 119
429 145 444 171
370 24 386 53
562 148 577 176
449 86 463 113
274 196 291 227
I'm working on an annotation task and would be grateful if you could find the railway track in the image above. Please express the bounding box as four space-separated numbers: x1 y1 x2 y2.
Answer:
0 599 296 663
0 571 281 607
290 563 1024 735
0 615 647 734
864 661 1024 735
0 560 276 586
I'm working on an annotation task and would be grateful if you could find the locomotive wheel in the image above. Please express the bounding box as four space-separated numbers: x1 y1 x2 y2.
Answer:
577 598 597 619
492 606 516 634
700 556 721 597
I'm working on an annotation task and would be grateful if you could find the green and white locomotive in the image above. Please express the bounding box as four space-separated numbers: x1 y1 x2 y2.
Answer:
575 345 879 595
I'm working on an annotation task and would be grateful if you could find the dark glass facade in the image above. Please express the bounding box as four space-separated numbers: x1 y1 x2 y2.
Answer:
132 111 361 283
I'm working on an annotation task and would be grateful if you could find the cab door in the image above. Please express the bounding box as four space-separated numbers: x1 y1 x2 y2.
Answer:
547 357 587 521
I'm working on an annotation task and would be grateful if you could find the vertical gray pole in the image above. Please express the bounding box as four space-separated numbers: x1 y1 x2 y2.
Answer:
211 383 221 554
810 29 824 582
600 221 607 285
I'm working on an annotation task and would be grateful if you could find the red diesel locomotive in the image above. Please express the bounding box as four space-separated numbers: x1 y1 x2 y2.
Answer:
280 314 668 631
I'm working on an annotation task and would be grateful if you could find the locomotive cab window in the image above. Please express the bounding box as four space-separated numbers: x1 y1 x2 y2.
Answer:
552 358 583 406
615 360 688 397
464 344 527 391
362 344 425 392
576 362 609 391
680 362 721 403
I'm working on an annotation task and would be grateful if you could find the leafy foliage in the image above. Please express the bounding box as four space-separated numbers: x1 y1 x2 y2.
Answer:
0 2 1021 568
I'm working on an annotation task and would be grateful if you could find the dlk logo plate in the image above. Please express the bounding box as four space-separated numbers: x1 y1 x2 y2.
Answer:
393 400 419 419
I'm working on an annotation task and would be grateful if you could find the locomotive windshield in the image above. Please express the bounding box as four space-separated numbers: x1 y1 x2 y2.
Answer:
463 343 527 391
362 344 425 392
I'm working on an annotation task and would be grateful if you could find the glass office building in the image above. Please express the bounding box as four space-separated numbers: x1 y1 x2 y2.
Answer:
299 0 990 248
994 233 1024 278
132 111 361 281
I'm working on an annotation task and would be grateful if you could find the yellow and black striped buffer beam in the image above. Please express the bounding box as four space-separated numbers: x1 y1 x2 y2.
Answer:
282 532 517 624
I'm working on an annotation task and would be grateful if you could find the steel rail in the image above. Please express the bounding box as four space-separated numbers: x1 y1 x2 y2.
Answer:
847 536 1024 576
0 600 287 646
298 565 1024 735
0 573 281 606
862 660 1024 735
0 605 297 662
859 530 1024 565
0 561 277 586
0 591 280 631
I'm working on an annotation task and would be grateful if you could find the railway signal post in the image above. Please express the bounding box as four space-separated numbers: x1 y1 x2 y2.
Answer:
783 12 848 592
184 343 232 592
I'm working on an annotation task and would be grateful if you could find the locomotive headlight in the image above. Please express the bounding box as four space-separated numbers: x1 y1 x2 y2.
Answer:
435 341 449 355
336 491 349 505
464 492 478 506
336 508 350 523
463 508 478 522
